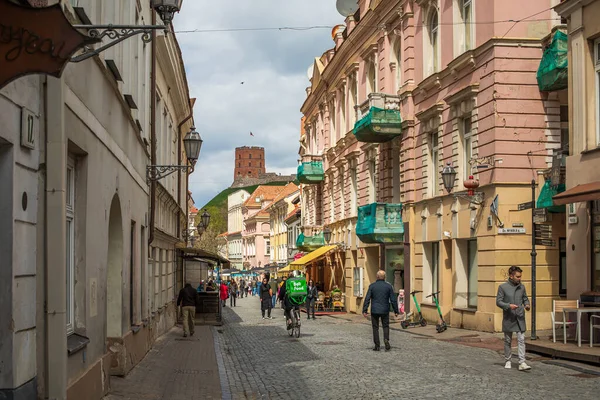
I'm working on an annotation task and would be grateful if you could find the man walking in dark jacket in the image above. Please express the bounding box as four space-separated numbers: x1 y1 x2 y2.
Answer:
177 282 197 338
363 270 399 351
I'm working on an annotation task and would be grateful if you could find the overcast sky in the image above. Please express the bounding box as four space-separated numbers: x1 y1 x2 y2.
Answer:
173 0 343 208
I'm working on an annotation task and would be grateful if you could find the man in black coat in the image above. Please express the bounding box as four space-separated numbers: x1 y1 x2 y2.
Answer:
177 282 198 338
362 270 399 351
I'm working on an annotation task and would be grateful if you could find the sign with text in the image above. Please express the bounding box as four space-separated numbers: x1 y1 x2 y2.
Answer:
533 208 552 224
536 239 556 247
518 201 534 211
498 228 526 234
0 1 96 89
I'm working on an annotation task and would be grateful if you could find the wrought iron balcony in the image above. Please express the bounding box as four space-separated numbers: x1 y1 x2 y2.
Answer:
353 93 402 143
297 161 324 184
356 203 404 244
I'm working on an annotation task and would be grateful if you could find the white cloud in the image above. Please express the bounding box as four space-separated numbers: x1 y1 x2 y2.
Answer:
174 0 342 207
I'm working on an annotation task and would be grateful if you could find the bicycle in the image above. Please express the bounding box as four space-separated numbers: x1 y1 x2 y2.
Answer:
287 307 301 338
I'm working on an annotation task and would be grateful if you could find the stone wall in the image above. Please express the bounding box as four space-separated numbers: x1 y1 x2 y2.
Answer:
230 173 296 188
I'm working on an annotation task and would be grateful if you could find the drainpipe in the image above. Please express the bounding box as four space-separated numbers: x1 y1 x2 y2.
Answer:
45 76 68 399
148 11 157 246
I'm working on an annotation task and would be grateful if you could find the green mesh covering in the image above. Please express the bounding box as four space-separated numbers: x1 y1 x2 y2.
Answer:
356 203 404 244
537 31 568 92
536 180 566 213
297 161 324 184
296 232 325 252
353 107 402 143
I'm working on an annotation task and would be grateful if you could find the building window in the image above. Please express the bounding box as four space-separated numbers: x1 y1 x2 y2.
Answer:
130 221 136 326
266 240 271 256
467 240 478 307
349 73 358 126
595 38 600 145
350 166 358 216
249 162 252 167
340 166 346 218
367 58 377 94
392 38 402 91
461 117 473 179
340 89 347 135
592 201 600 291
461 0 473 51
559 238 567 296
428 9 439 74
329 178 335 222
249 154 252 159
66 157 75 334
430 133 440 197
369 158 376 203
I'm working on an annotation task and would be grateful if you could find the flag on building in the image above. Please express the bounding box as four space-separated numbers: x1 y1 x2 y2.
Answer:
490 194 499 217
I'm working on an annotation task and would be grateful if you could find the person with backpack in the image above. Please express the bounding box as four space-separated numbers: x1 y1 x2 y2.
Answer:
259 277 273 319
279 273 307 330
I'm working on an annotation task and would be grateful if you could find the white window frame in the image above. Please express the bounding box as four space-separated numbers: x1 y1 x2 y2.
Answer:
467 239 478 308
430 132 440 197
339 88 347 135
367 57 377 95
350 166 358 216
462 116 473 179
66 157 75 335
462 0 473 52
266 240 271 256
329 178 335 222
368 157 377 203
349 73 358 126
353 267 364 297
595 38 600 146
429 10 439 74
329 98 337 146
392 38 402 91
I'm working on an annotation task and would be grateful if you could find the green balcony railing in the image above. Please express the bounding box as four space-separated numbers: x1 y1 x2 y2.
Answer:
297 161 324 184
353 106 402 143
296 232 325 252
356 203 404 244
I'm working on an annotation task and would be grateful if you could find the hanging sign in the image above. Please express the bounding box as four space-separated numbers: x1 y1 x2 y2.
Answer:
0 1 96 89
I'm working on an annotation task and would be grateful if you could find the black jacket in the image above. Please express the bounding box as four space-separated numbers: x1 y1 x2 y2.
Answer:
307 285 318 299
177 284 197 307
362 280 399 315
260 283 272 301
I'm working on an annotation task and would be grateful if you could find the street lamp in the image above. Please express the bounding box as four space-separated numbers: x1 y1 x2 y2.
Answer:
323 226 332 244
441 162 484 205
147 126 203 181
71 0 185 63
198 209 211 232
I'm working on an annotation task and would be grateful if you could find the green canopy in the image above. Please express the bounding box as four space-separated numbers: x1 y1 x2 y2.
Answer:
537 180 566 213
537 31 568 92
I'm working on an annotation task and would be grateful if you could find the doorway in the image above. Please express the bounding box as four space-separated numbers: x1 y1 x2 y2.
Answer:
107 194 123 338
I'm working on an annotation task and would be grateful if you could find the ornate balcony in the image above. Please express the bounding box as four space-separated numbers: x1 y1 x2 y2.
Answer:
353 93 402 143
297 161 324 184
356 203 404 244
296 232 325 252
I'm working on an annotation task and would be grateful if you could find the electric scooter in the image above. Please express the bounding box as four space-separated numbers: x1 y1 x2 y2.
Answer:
426 291 447 333
400 290 428 329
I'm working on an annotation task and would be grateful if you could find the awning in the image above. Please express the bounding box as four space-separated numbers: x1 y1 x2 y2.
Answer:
553 181 600 205
290 245 338 266
278 264 302 273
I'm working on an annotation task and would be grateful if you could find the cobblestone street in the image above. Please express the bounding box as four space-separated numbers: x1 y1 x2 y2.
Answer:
216 296 600 400
105 295 600 400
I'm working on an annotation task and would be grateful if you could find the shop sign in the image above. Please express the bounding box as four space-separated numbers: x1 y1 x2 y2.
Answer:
498 228 526 234
533 208 552 224
0 1 96 89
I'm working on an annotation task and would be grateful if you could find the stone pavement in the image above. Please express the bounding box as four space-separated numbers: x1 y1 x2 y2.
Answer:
104 296 600 400
104 326 221 400
216 296 600 400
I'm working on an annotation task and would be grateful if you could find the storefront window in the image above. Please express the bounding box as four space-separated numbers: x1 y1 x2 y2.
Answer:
560 238 567 296
385 246 404 293
467 240 478 308
592 201 600 291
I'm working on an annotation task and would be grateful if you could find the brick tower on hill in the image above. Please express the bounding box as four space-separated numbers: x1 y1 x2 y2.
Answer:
234 146 266 180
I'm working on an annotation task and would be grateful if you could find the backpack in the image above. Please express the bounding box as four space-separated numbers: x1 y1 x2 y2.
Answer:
285 277 307 305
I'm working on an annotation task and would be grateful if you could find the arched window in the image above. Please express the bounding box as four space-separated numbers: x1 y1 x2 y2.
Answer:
248 171 251 175
367 59 377 94
249 154 252 159
392 38 402 91
428 10 439 74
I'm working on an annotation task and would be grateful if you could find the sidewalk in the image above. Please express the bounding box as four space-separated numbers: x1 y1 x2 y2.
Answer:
104 326 221 400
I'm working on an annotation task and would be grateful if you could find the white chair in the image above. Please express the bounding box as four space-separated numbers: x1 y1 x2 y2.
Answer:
590 315 600 348
552 300 579 344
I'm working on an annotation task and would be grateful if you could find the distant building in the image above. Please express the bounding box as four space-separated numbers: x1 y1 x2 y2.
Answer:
234 146 266 180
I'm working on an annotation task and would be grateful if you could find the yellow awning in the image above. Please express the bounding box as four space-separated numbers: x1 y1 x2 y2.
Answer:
278 264 303 273
290 245 337 266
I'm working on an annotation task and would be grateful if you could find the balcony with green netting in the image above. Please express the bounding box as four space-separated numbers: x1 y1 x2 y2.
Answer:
297 161 324 184
356 203 404 244
296 232 325 252
353 93 403 143
537 28 568 92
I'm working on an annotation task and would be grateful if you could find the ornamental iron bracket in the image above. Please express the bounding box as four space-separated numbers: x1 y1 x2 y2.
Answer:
147 165 192 182
70 24 168 63
453 191 484 206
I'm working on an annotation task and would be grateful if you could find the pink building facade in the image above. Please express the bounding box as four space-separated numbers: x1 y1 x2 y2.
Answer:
300 0 565 331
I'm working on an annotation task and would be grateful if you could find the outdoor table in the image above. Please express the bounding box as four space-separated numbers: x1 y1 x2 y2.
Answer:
562 307 600 347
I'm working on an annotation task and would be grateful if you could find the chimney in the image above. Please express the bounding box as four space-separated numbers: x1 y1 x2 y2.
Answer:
335 31 345 50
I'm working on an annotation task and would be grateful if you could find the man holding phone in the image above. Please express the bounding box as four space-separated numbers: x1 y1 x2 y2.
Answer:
496 266 531 371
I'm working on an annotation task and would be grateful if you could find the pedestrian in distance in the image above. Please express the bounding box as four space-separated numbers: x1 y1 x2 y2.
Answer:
496 265 532 371
229 280 238 307
306 279 318 320
269 277 278 309
362 270 399 351
177 282 197 338
219 281 228 308
260 277 273 319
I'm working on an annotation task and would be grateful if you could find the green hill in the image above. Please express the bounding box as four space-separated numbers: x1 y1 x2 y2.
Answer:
197 181 293 236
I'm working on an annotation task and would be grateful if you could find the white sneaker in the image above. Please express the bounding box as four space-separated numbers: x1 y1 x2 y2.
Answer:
504 361 512 369
518 362 531 371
